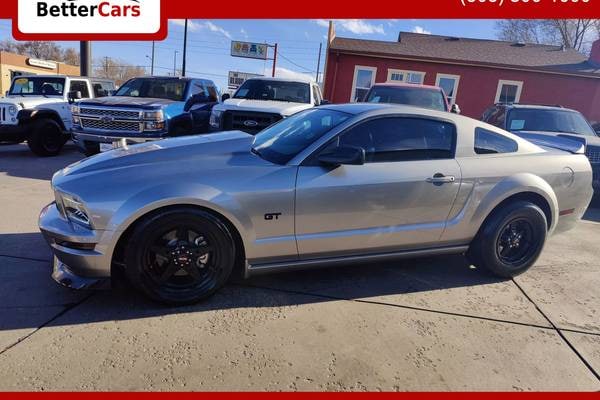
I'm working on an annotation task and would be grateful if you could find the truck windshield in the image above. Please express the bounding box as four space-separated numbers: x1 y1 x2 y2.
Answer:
252 108 351 165
9 77 65 96
115 78 187 101
234 79 310 103
365 86 447 112
507 109 597 137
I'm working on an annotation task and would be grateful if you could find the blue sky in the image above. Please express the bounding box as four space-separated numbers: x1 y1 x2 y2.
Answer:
0 19 498 89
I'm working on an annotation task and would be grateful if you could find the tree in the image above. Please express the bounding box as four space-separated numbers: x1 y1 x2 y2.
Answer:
93 57 146 86
496 19 599 53
0 39 79 65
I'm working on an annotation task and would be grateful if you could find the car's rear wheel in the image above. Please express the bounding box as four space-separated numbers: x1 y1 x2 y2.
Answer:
467 201 547 278
27 119 66 157
124 208 235 305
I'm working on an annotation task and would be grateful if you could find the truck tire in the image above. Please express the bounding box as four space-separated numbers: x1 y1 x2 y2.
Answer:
27 119 65 157
467 201 547 278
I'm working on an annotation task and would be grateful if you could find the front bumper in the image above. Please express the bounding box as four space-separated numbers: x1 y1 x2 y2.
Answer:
39 202 113 289
72 130 166 146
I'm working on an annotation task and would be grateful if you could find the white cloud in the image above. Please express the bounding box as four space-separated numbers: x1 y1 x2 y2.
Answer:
240 28 248 39
202 21 232 39
170 19 201 31
312 19 384 35
412 26 432 35
169 19 231 39
265 67 315 82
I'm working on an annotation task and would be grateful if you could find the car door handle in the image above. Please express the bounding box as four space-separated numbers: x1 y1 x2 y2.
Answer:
426 174 456 184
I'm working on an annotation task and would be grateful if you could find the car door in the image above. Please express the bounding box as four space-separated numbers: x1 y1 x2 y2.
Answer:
295 116 462 259
188 81 218 133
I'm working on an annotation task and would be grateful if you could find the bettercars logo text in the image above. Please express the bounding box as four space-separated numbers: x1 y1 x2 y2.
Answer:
36 0 141 18
17 0 161 38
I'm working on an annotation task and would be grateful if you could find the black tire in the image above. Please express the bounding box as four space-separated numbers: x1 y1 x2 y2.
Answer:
170 125 189 137
124 208 235 305
27 119 65 157
467 201 547 278
82 141 100 157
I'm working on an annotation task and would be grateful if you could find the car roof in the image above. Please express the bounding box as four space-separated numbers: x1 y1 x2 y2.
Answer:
246 76 313 84
496 103 578 113
371 82 443 91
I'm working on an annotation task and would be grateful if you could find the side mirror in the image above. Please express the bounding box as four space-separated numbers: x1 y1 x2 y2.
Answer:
318 145 365 167
450 103 461 114
221 93 231 102
68 90 82 104
319 99 331 106
184 93 210 112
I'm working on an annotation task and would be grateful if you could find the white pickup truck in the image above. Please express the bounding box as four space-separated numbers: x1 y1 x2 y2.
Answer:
209 77 326 134
0 75 115 156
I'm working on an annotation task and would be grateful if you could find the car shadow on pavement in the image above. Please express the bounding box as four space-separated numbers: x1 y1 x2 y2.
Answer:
1 233 506 332
0 143 83 181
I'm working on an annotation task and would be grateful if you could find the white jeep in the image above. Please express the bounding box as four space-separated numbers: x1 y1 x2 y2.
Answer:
209 77 326 135
0 75 115 156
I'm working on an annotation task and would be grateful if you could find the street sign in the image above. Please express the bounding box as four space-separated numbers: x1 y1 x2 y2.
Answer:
228 71 263 89
231 41 268 60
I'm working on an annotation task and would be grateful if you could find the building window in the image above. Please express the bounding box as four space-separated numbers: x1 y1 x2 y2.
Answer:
435 73 460 105
387 69 425 84
495 80 523 104
350 65 377 102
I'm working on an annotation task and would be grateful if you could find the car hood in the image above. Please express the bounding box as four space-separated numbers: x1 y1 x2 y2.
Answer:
54 131 266 183
0 96 64 109
216 98 313 116
78 96 177 109
513 130 600 148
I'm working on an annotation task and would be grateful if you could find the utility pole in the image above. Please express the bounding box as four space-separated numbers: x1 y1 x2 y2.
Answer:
150 41 155 76
182 19 188 77
80 41 91 77
104 56 109 77
271 43 278 78
173 50 179 76
315 42 322 83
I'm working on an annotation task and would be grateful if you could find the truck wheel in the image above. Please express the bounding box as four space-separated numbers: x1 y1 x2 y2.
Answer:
124 208 235 305
27 119 65 157
467 201 547 278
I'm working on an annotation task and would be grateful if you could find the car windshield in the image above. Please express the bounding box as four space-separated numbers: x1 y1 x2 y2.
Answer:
9 77 65 96
115 78 187 101
507 109 597 137
252 108 351 164
234 79 310 103
365 86 447 112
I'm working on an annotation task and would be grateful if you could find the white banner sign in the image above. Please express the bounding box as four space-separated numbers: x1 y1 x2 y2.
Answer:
230 41 268 60
228 71 263 89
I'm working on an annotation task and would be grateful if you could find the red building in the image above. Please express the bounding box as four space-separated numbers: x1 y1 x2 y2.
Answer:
323 26 600 125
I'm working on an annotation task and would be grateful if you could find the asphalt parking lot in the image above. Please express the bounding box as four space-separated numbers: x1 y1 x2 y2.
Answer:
0 142 599 391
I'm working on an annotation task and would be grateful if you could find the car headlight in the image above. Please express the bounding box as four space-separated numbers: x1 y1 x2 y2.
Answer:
55 191 92 229
144 110 164 121
71 105 80 115
143 121 165 131
209 110 223 129
8 105 18 115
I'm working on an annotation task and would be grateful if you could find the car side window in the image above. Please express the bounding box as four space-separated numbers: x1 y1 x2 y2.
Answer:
91 81 113 97
474 127 518 154
325 117 456 163
483 107 506 128
190 82 208 97
70 80 90 99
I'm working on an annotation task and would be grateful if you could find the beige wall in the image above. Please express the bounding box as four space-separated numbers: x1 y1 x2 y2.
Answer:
0 51 79 94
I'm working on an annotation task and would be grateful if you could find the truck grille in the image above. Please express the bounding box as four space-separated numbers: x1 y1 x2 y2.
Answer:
586 146 600 164
222 111 282 134
81 119 141 132
80 107 141 120
0 103 16 125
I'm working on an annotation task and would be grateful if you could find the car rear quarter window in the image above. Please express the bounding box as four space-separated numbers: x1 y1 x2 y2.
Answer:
474 127 518 155
332 117 456 162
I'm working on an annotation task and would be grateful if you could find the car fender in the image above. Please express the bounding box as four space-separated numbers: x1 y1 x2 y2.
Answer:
104 182 254 258
17 108 67 130
470 172 559 235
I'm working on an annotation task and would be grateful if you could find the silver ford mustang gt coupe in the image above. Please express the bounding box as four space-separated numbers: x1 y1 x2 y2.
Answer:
39 103 593 304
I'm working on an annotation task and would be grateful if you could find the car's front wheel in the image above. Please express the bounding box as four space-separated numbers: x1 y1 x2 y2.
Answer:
124 208 236 305
27 119 66 156
468 201 547 278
